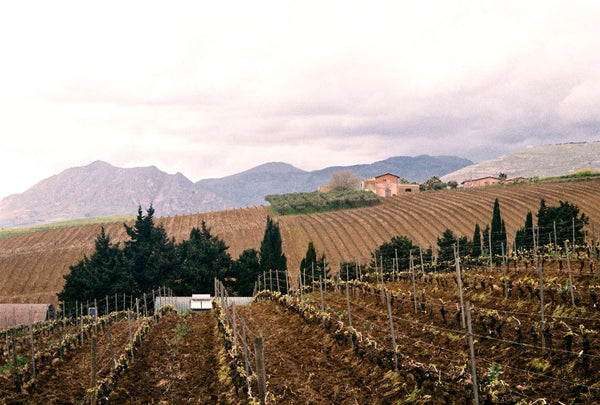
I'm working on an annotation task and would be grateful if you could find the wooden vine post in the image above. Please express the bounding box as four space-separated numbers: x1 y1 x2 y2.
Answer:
380 256 385 304
319 275 325 314
28 310 36 380
410 252 417 314
127 310 134 360
91 333 97 405
108 322 115 370
232 304 238 347
488 228 493 272
536 250 546 351
553 221 558 257
346 277 353 349
11 331 22 392
254 332 267 405
465 302 479 405
501 242 507 297
386 292 399 372
454 244 466 329
394 248 399 281
565 240 575 306
241 319 250 378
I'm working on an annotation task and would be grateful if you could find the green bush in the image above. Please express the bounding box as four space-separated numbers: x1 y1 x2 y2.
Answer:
265 190 380 215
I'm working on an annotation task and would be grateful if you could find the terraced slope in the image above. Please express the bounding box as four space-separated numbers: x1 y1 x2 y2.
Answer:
1 178 599 304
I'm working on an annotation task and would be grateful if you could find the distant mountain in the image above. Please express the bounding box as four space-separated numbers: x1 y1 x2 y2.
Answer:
0 155 473 228
0 161 229 229
441 142 600 184
196 155 472 208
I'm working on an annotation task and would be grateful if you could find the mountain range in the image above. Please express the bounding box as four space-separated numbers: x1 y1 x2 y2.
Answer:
0 155 472 229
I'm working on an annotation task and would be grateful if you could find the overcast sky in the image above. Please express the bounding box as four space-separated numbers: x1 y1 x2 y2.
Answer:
1 1 599 200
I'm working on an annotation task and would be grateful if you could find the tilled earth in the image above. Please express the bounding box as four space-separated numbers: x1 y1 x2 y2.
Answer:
3 318 131 404
236 300 421 404
107 311 243 404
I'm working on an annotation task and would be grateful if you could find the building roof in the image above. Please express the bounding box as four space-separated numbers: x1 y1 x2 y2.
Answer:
461 176 500 184
374 173 400 180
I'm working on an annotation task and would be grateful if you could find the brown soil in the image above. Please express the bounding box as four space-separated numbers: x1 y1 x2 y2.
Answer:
236 300 425 404
108 311 244 404
310 269 600 403
2 318 131 404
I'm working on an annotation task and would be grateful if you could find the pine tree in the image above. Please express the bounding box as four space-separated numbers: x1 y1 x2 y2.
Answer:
371 235 424 271
123 205 176 295
471 223 482 258
230 248 260 296
259 216 287 274
171 221 232 295
436 229 466 268
58 227 127 304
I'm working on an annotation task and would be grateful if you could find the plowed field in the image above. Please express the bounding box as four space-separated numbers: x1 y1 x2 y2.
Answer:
236 300 430 404
108 311 243 404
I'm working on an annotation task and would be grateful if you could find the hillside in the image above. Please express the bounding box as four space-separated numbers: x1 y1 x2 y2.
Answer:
441 141 600 183
0 155 472 229
1 177 599 305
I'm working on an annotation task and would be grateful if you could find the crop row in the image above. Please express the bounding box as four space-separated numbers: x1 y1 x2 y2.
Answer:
1 178 600 304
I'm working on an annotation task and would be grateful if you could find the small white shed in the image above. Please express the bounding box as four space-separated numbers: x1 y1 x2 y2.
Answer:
190 294 212 311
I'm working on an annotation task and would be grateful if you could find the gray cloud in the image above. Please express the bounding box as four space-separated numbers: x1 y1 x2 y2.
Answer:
1 1 600 199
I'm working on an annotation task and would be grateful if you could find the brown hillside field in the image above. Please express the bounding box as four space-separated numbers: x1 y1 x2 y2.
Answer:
1 178 599 305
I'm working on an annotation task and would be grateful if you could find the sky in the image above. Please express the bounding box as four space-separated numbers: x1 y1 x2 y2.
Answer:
1 1 599 200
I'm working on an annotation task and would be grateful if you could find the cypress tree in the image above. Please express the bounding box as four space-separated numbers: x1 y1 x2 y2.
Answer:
490 198 505 258
300 242 318 273
259 216 287 273
471 223 482 258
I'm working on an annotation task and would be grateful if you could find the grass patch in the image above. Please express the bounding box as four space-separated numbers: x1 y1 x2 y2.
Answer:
169 321 192 346
0 354 27 374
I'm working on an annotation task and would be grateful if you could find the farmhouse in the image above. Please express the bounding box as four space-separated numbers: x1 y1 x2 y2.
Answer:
461 176 501 188
361 173 419 197
0 303 55 329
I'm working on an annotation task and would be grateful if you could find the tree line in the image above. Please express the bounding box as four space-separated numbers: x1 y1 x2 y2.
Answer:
58 205 287 303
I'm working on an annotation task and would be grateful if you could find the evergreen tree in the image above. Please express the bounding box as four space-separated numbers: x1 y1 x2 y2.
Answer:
58 227 127 304
471 223 482 258
170 221 232 296
230 248 260 296
123 205 176 295
259 216 287 274
299 242 318 274
536 199 588 248
490 198 507 258
371 235 427 271
436 229 467 268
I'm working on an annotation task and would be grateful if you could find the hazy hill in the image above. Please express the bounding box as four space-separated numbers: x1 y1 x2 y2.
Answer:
441 142 600 184
0 155 472 228
197 155 473 208
0 161 229 229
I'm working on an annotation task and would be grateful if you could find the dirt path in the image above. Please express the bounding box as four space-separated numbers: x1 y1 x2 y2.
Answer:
108 311 243 404
237 300 420 404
